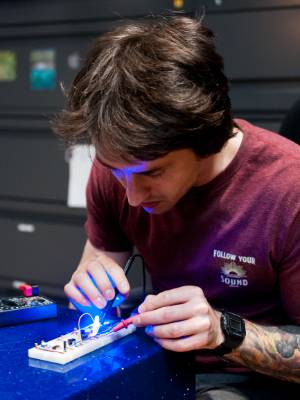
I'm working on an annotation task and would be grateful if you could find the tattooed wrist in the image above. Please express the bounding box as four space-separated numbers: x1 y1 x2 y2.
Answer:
225 320 300 383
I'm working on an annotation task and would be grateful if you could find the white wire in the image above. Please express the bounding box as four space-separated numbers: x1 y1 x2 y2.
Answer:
77 313 94 333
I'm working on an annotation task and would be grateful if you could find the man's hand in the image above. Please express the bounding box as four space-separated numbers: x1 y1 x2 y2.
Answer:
133 286 300 383
132 286 224 352
64 240 130 309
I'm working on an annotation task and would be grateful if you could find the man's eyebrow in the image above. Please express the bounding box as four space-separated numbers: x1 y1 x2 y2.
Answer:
96 157 163 175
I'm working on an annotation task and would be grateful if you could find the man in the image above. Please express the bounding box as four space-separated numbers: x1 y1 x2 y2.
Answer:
54 16 300 398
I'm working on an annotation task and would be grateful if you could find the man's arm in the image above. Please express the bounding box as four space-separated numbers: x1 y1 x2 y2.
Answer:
227 320 300 383
65 239 132 307
130 286 300 383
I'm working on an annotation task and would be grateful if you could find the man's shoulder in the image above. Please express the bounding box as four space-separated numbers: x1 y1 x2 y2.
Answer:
236 118 300 161
235 119 300 202
236 119 300 177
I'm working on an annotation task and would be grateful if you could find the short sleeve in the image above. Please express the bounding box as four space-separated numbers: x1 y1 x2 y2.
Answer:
85 160 133 252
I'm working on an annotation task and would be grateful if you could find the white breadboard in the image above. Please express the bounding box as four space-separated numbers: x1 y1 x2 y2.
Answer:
28 323 136 365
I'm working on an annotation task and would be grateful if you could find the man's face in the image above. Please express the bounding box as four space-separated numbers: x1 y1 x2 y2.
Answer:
98 149 204 214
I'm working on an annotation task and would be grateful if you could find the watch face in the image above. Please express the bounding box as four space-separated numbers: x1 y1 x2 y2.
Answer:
215 311 246 355
228 317 244 335
222 312 246 340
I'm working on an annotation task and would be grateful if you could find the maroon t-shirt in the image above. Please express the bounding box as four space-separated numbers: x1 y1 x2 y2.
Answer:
86 119 300 329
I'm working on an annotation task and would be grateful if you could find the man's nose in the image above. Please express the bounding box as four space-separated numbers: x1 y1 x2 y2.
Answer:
125 175 147 207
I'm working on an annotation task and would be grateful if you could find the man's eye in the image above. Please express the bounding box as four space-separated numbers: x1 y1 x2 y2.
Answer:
145 170 164 178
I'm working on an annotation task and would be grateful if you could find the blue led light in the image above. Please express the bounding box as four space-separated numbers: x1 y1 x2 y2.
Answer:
143 207 155 214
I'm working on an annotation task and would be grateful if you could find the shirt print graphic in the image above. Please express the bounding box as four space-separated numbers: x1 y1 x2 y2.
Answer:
213 249 256 288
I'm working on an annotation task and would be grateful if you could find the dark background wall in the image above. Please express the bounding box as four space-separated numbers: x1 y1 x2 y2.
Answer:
0 0 299 299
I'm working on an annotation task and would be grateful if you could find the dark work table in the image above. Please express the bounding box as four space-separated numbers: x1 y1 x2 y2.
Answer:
0 306 195 400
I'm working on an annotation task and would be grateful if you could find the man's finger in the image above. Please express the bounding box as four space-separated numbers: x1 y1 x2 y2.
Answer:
133 302 208 326
154 332 211 352
64 282 91 307
138 286 204 313
146 316 210 339
72 271 107 308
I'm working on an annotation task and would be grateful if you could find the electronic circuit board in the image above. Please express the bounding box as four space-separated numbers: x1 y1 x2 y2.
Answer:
0 295 57 326
28 318 136 364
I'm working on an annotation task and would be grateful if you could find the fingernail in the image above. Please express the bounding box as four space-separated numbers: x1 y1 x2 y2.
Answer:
95 297 106 308
120 283 130 293
82 298 90 306
105 289 114 300
138 304 145 313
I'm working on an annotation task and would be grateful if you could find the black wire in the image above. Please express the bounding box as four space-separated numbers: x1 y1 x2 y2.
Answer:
142 259 146 300
101 254 146 322
123 254 146 301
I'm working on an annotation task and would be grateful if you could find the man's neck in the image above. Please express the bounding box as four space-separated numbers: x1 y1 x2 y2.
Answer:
194 129 244 186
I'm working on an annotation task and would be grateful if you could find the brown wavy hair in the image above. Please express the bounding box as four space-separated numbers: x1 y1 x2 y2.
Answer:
53 16 235 162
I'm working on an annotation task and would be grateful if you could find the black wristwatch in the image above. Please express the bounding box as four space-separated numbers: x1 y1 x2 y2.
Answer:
214 310 246 356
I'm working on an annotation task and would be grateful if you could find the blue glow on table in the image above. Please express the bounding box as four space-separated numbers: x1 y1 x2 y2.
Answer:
0 306 194 400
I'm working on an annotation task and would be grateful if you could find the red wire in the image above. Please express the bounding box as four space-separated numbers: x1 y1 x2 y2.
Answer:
112 316 135 332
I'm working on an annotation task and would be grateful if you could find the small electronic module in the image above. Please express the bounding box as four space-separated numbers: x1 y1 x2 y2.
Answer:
0 295 57 326
28 313 136 364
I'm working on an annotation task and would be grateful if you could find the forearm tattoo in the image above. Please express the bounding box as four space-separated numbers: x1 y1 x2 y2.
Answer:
226 321 300 383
